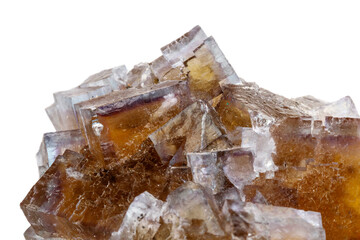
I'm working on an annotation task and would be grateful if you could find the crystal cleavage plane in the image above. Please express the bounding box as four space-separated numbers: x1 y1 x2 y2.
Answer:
21 26 360 240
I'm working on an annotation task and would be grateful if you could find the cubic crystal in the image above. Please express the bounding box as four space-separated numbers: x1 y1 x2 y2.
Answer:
149 100 225 164
36 129 85 176
75 80 191 164
21 25 360 240
222 200 326 239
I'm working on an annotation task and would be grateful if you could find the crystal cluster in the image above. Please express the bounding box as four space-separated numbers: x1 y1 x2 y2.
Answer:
21 26 360 240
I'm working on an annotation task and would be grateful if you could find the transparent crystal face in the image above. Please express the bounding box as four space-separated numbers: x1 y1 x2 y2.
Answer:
36 129 85 177
22 25 360 240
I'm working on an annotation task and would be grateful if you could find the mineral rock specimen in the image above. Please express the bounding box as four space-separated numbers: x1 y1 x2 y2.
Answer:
222 200 326 239
21 25 360 239
187 147 254 194
75 80 191 163
36 129 85 176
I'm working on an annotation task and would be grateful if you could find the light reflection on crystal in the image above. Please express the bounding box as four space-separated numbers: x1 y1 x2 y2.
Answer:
21 25 360 240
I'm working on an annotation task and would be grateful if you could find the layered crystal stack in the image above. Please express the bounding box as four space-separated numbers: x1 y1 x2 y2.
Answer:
21 26 360 240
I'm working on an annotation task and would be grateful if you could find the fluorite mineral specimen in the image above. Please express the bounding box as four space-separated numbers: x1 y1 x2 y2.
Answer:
21 26 360 240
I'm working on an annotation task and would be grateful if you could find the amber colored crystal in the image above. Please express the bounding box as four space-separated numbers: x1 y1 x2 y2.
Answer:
215 95 252 133
149 100 225 163
243 178 299 208
21 139 179 239
75 81 191 164
243 117 360 239
185 37 226 100
219 82 307 129
165 166 193 195
154 26 242 101
22 25 360 240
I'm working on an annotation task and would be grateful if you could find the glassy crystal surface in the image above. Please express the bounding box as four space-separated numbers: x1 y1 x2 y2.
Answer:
187 147 254 194
187 151 228 194
36 129 85 177
166 166 193 192
219 82 308 130
155 25 242 101
21 139 174 239
160 25 207 67
185 37 241 100
157 182 226 239
293 95 327 111
80 65 127 90
126 62 157 88
242 116 360 239
222 200 326 240
203 135 233 151
76 80 191 164
24 227 65 240
22 25 360 240
217 82 310 175
313 96 360 122
240 127 277 174
149 100 225 164
46 66 127 131
150 56 172 81
46 86 114 131
110 191 164 240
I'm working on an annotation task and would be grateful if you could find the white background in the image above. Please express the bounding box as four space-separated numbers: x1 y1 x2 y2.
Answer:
1 0 360 239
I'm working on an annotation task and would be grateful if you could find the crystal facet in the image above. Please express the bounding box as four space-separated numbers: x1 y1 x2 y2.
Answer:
21 25 360 240
149 100 225 164
187 147 254 194
222 200 326 240
36 129 85 177
76 80 191 163
110 191 164 240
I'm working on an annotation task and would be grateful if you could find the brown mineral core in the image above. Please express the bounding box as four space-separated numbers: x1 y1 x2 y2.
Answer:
21 140 192 240
159 43 225 101
186 55 222 101
243 117 360 239
23 25 360 240
96 97 182 163
216 98 252 131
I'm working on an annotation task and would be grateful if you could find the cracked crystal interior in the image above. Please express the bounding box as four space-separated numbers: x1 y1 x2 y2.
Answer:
21 25 360 240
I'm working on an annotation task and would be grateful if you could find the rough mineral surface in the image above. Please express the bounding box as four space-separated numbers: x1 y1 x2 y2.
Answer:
21 25 360 239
